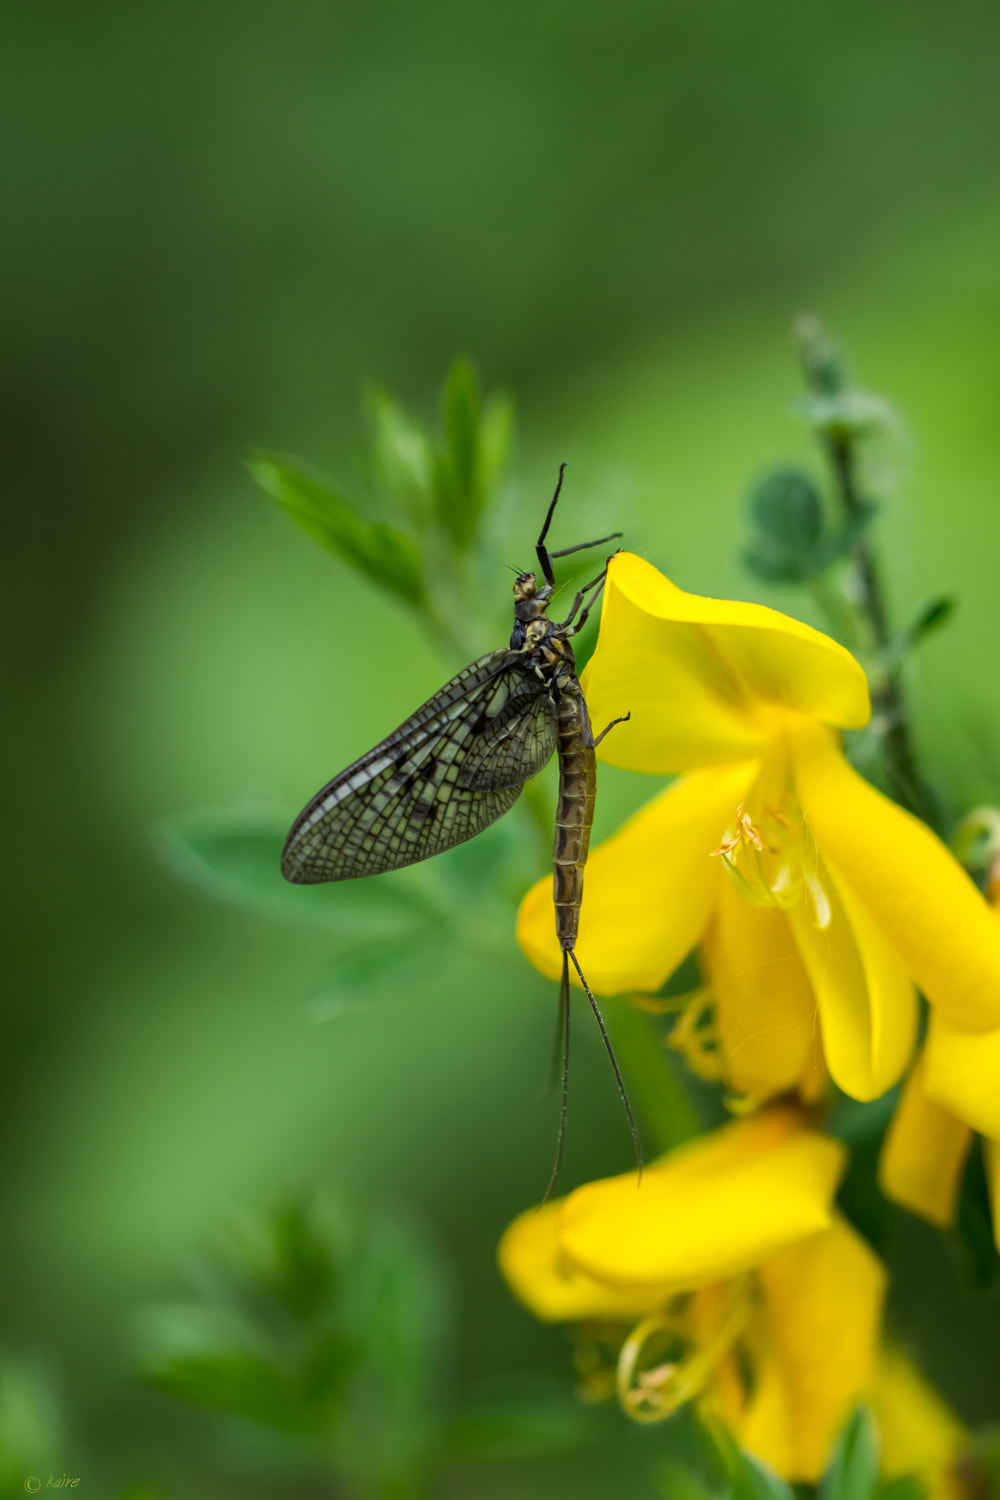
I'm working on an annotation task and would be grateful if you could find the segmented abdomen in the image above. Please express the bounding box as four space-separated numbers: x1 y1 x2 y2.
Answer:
552 681 596 952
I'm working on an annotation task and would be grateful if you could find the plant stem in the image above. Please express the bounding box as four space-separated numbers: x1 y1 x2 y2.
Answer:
824 427 930 822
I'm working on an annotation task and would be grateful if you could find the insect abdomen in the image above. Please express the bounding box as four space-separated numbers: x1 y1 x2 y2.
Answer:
552 682 596 952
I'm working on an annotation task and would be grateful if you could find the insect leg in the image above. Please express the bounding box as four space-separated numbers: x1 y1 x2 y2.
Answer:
592 711 631 747
550 531 623 560
541 952 573 1205
556 565 610 633
568 948 643 1178
564 572 609 635
535 463 567 588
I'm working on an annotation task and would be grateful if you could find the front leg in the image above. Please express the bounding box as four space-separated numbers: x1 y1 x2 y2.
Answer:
564 571 608 635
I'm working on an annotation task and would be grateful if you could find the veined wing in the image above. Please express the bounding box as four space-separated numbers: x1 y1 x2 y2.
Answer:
282 651 558 883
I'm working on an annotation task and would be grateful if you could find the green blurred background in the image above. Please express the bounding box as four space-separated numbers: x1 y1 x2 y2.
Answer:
5 1 1000 1493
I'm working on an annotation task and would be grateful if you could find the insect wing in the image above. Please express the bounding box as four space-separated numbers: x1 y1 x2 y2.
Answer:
457 682 558 792
282 651 557 883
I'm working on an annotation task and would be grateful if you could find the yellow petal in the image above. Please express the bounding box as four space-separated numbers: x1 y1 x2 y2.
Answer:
497 1199 668 1323
785 841 916 1101
580 554 870 775
516 763 757 993
729 1301 797 1478
924 1011 1000 1140
879 1049 972 1229
872 1346 967 1500
559 1108 845 1290
756 1214 886 1481
791 719 1000 1032
704 878 821 1099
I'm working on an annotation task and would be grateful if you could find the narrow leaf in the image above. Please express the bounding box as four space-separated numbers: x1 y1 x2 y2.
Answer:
250 454 424 607
365 385 433 523
701 1419 795 1500
910 595 955 639
346 1217 452 1429
155 811 434 935
145 1353 297 1427
818 1406 880 1500
656 1460 721 1500
731 1451 797 1500
478 392 514 501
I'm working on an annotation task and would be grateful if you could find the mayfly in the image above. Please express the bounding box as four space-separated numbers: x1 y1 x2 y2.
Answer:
282 466 640 1192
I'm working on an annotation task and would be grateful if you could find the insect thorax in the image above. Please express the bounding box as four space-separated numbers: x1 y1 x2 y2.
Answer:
509 570 554 650
515 616 576 696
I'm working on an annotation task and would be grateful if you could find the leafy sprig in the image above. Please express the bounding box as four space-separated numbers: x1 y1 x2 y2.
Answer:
250 359 514 659
138 1194 595 1500
742 317 948 824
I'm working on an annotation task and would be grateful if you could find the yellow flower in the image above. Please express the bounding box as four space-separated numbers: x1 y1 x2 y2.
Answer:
498 1107 885 1483
879 1016 1000 1244
517 554 1000 1101
880 887 1000 1246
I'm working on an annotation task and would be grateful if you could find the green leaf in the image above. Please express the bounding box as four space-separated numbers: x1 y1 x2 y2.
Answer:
447 1388 596 1461
478 392 515 502
365 385 434 523
431 359 501 550
299 1330 363 1414
263 1201 340 1322
154 810 435 935
656 1460 722 1500
146 1353 299 1428
880 596 956 673
751 468 823 548
144 1334 360 1435
701 1416 795 1500
349 1219 451 1415
907 595 955 642
250 453 424 607
743 468 828 584
731 1452 797 1500
340 1218 452 1480
818 1406 880 1500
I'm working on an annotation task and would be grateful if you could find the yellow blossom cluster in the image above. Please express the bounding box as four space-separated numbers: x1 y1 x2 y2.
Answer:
501 553 997 1489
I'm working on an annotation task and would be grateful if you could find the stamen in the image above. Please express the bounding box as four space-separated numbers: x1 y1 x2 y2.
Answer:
711 801 805 910
666 989 724 1081
616 1279 754 1424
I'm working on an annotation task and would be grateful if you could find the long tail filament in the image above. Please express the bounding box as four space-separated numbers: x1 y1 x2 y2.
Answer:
541 949 644 1204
